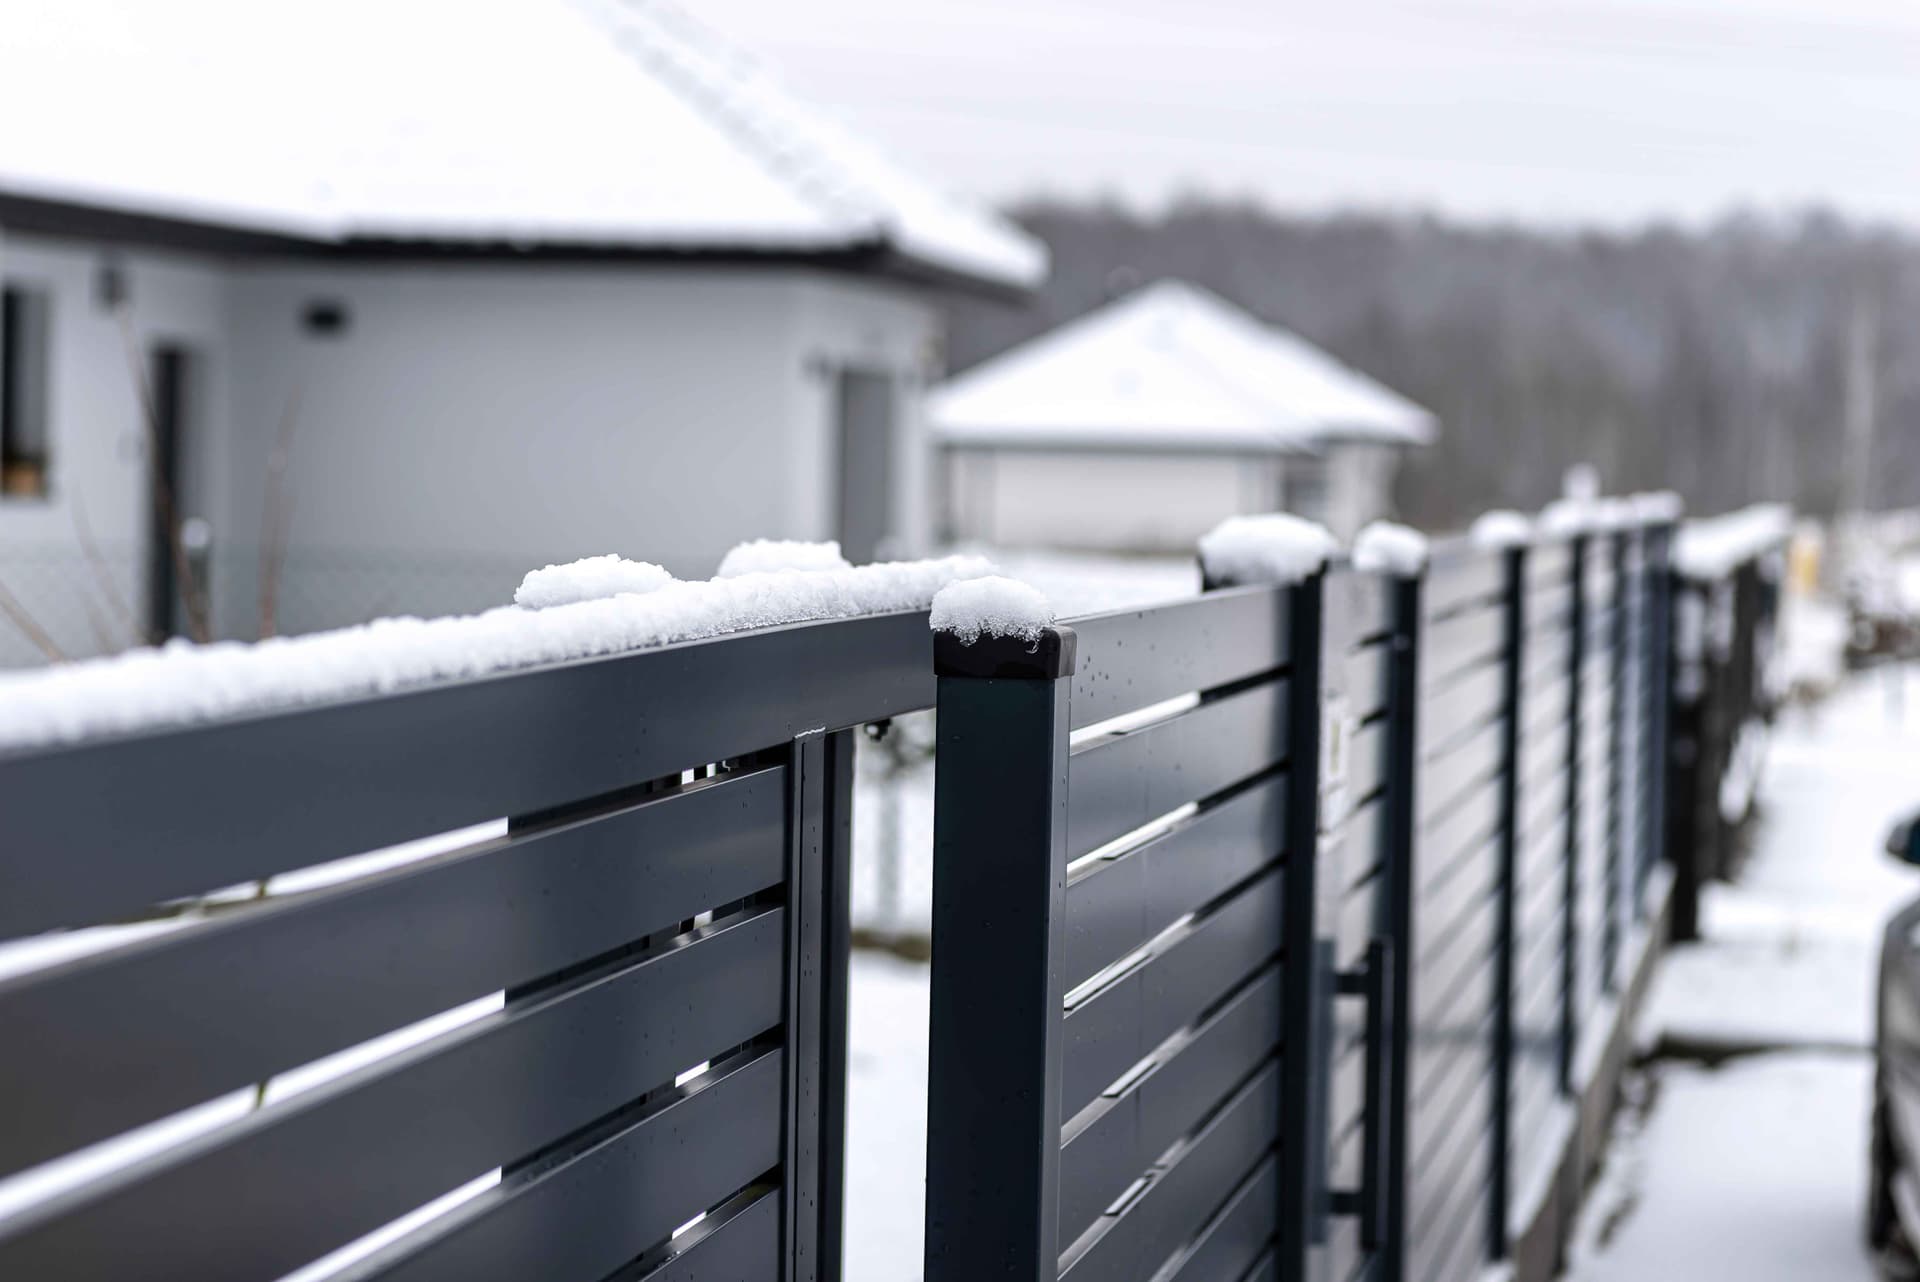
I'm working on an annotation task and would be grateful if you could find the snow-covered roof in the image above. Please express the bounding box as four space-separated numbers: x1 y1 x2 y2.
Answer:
0 0 1044 292
930 280 1438 452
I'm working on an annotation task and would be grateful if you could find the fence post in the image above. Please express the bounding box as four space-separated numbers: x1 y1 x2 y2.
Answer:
1603 532 1628 992
1665 575 1706 942
923 624 1078 1282
817 727 858 1280
1488 542 1526 1263
1640 524 1675 917
1560 534 1586 1093
1380 570 1422 1282
1278 571 1328 1282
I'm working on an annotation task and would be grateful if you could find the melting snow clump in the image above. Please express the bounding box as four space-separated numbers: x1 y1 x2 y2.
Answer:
1352 522 1429 575
717 539 853 578
1470 510 1533 549
930 577 1054 645
514 555 673 609
1675 504 1792 581
1198 514 1338 587
1631 491 1685 524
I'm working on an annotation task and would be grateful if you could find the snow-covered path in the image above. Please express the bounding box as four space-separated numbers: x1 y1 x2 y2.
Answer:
1568 669 1920 1280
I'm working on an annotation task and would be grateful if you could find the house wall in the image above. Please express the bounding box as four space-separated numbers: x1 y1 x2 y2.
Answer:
0 231 232 665
943 448 1286 554
221 263 940 636
943 440 1409 554
0 230 944 661
1325 441 1403 542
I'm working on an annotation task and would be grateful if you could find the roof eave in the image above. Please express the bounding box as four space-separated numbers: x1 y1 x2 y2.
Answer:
0 190 1041 298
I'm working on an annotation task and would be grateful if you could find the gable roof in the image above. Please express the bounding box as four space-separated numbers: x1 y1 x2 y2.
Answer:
931 279 1438 451
0 0 1045 292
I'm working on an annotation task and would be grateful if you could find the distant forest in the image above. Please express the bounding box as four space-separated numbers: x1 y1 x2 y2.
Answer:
942 200 1920 531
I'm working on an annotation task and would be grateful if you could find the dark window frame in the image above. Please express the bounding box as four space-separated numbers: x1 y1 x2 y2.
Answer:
1 282 53 501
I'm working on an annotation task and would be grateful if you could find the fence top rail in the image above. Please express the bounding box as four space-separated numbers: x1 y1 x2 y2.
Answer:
1061 581 1293 731
0 554 992 759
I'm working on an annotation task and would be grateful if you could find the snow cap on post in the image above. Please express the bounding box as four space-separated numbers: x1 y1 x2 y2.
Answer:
716 538 853 578
1469 509 1532 550
1673 504 1792 581
514 555 673 609
1352 521 1429 576
1537 498 1592 536
1629 491 1684 525
930 576 1074 678
1197 513 1338 588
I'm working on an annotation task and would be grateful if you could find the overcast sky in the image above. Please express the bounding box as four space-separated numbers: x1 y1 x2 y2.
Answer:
695 0 1920 229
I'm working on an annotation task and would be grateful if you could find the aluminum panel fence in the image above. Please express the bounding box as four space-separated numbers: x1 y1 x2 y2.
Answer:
0 506 1783 1282
0 611 936 1282
922 509 1780 1282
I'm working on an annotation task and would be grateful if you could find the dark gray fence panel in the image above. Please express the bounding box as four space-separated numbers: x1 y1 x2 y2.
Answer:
1404 545 1509 1282
1509 541 1573 1229
1067 678 1290 858
1062 868 1285 1122
354 1046 783 1282
1059 965 1283 1244
0 765 788 1178
1061 771 1287 992
0 907 784 1279
0 606 915 1282
1061 1060 1284 1281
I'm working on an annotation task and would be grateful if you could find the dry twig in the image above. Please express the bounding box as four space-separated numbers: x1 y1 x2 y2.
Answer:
0 576 67 663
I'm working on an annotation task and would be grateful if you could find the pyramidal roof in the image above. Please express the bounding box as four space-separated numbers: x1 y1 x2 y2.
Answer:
931 280 1438 450
0 0 1044 291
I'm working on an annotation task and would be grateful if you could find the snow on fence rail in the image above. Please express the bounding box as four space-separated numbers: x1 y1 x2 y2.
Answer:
0 552 993 752
0 500 1786 1282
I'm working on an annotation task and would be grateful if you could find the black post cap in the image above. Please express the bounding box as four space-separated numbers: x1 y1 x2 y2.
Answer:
934 625 1077 680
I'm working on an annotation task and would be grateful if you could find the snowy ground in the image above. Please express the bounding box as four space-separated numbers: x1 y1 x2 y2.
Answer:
1567 666 1920 1281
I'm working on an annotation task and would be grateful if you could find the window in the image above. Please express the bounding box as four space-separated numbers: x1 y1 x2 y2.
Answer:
1 285 52 499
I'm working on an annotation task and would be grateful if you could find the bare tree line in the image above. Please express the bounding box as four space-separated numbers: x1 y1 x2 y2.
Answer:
944 200 1920 530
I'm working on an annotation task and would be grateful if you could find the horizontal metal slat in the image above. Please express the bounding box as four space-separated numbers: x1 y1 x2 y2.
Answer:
1328 565 1393 645
1063 774 1285 993
1068 679 1287 860
354 1049 782 1282
632 1185 781 1282
1334 876 1385 970
1420 664 1507 759
1422 548 1504 621
1526 540 1573 587
1067 585 1289 731
0 908 785 1281
0 610 930 938
1062 870 1283 1120
1344 643 1390 722
1059 967 1282 1241
1422 607 1505 694
1418 719 1503 825
1062 1060 1282 1282
1417 786 1501 882
1159 1157 1279 1282
1346 718 1388 806
0 766 787 1180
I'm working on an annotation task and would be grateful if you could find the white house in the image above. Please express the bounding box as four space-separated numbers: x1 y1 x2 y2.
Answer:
932 280 1436 552
0 0 1043 664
